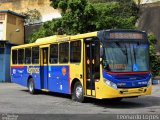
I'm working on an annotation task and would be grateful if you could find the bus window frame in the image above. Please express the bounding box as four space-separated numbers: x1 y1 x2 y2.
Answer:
18 48 25 65
70 40 81 63
49 43 59 64
31 46 40 65
59 42 70 64
24 47 32 65
12 49 18 65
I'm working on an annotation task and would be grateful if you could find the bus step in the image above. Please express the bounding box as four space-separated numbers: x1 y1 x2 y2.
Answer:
41 89 49 92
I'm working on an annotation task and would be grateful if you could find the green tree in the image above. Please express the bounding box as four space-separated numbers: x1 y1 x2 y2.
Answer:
148 33 160 77
28 0 139 43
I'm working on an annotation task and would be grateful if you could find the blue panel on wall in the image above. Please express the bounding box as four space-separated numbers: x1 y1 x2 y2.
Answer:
0 43 12 82
0 56 4 82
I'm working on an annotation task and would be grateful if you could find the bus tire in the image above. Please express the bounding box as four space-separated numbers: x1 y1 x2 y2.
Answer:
72 81 84 103
28 78 36 94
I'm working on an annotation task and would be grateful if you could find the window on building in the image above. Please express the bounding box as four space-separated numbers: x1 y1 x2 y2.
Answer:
0 14 5 20
70 40 81 63
12 50 17 64
18 49 24 64
50 44 58 64
59 42 69 63
25 47 31 64
32 47 39 64
0 22 3 40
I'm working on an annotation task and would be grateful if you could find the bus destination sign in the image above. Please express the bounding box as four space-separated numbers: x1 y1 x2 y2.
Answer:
109 32 143 39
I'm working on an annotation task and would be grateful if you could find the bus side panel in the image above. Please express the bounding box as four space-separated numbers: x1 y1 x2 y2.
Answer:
11 66 27 87
26 66 41 90
48 66 70 94
11 66 41 90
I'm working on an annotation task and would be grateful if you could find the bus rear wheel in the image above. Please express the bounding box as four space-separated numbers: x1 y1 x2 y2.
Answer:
28 78 36 94
72 81 84 103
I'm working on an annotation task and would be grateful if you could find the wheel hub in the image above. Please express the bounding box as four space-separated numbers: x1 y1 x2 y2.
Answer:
29 82 33 92
76 86 82 98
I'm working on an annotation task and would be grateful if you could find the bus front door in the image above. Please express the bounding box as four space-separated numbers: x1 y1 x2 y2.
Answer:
40 48 48 89
85 40 100 96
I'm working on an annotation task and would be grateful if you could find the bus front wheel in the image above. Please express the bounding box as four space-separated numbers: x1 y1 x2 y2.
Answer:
72 81 84 103
28 78 36 94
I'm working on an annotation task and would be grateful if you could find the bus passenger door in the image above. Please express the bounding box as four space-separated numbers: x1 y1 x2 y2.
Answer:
85 39 100 96
40 47 49 89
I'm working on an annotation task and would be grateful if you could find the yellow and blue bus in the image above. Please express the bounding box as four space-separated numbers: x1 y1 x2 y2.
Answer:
11 29 151 102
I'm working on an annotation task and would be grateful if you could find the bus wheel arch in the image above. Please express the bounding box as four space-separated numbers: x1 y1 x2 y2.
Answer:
71 79 84 102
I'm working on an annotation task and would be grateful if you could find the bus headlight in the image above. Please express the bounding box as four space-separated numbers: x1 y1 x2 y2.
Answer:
147 79 152 86
104 78 117 90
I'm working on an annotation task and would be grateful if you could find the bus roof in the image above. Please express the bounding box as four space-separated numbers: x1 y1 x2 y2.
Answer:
12 32 97 49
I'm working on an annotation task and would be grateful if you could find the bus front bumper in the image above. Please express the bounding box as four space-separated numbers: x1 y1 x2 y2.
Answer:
95 81 152 99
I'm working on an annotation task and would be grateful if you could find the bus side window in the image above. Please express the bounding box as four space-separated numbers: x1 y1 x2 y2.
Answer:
12 50 17 64
32 46 39 64
50 44 58 64
70 40 81 63
18 49 24 64
59 42 69 63
25 47 31 64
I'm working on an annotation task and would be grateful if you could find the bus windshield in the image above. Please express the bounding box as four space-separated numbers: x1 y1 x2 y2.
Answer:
103 41 149 72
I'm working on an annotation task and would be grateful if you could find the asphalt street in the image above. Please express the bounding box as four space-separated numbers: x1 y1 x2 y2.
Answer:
0 83 160 120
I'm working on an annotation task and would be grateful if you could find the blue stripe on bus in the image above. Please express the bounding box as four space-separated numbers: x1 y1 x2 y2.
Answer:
102 70 151 88
11 65 70 94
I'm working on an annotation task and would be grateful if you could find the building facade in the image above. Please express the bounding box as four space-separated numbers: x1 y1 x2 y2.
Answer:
0 10 25 82
0 0 61 22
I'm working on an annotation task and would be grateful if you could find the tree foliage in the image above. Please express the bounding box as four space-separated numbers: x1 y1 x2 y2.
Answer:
148 34 160 77
28 0 139 43
21 8 41 24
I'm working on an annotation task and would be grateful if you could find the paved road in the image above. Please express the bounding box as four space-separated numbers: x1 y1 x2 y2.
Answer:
0 83 160 114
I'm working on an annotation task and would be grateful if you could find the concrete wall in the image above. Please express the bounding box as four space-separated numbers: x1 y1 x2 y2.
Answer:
0 44 11 82
25 23 42 42
5 13 24 44
137 4 160 52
